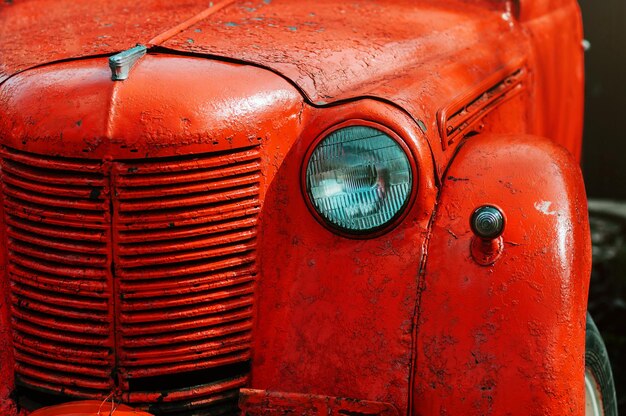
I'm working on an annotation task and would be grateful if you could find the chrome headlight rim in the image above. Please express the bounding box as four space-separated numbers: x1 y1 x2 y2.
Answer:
301 120 419 238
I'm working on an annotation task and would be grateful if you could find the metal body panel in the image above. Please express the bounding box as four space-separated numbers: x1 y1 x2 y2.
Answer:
0 54 440 414
0 54 439 413
415 134 591 415
252 101 437 413
0 55 305 414
0 0 584 167
0 0 210 83
0 0 589 414
522 1 585 162
0 55 304 160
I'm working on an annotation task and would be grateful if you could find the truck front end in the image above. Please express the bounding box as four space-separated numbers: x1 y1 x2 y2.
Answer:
0 0 595 415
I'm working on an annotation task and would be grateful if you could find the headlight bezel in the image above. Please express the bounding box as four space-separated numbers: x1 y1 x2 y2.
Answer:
301 119 419 238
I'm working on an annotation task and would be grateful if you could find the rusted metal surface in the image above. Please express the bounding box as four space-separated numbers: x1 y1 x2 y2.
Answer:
239 389 400 416
160 0 533 172
0 1 584 169
0 0 211 83
250 101 437 413
0 52 306 414
414 134 591 414
0 0 590 415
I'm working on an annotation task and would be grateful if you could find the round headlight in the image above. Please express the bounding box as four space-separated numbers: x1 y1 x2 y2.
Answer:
305 125 413 234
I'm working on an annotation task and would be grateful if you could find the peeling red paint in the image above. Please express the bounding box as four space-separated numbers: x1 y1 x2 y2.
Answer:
0 0 584 170
0 0 589 414
0 0 211 82
414 135 591 415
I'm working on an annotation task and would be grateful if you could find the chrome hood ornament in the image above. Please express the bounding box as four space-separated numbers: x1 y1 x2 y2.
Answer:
109 45 147 81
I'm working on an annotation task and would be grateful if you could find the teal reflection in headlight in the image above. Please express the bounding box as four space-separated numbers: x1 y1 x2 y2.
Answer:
305 125 413 233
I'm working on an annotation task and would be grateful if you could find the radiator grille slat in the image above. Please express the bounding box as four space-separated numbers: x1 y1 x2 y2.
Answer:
118 185 259 212
120 148 260 176
1 149 104 173
10 288 108 321
16 361 110 391
126 333 252 362
9 239 107 266
121 317 253 346
1 158 106 187
3 184 107 211
128 376 247 416
12 319 109 347
117 254 256 280
125 352 251 379
9 263 109 298
10 252 107 279
120 265 256 299
14 336 111 366
125 343 251 369
12 311 109 337
119 228 256 257
7 215 108 244
15 375 103 400
120 308 252 337
118 166 261 200
118 200 259 231
122 280 254 310
119 240 256 269
3 197 108 228
2 172 104 199
14 350 111 381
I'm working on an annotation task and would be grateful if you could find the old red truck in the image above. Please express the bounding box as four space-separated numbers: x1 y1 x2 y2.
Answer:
0 0 618 415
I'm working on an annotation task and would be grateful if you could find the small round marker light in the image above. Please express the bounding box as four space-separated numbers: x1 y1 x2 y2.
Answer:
470 205 506 266
470 205 505 240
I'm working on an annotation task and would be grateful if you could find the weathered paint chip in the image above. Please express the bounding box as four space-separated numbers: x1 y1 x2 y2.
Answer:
535 201 557 215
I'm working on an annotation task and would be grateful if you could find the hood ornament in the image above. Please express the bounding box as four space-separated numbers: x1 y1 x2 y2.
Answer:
109 45 147 81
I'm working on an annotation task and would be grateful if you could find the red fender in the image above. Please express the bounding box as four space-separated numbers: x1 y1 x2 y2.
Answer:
413 134 591 415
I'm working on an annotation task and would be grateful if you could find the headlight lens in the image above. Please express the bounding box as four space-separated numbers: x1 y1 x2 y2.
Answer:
305 125 413 233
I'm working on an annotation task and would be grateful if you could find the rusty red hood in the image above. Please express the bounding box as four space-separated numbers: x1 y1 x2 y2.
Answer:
0 0 525 125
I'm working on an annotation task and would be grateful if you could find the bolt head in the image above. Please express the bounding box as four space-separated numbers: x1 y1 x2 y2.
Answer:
470 205 505 240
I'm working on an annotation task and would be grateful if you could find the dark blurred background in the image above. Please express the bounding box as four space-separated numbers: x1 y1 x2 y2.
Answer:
580 0 626 199
578 0 626 413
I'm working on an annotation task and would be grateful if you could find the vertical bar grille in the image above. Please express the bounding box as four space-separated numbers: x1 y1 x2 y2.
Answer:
0 147 114 398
